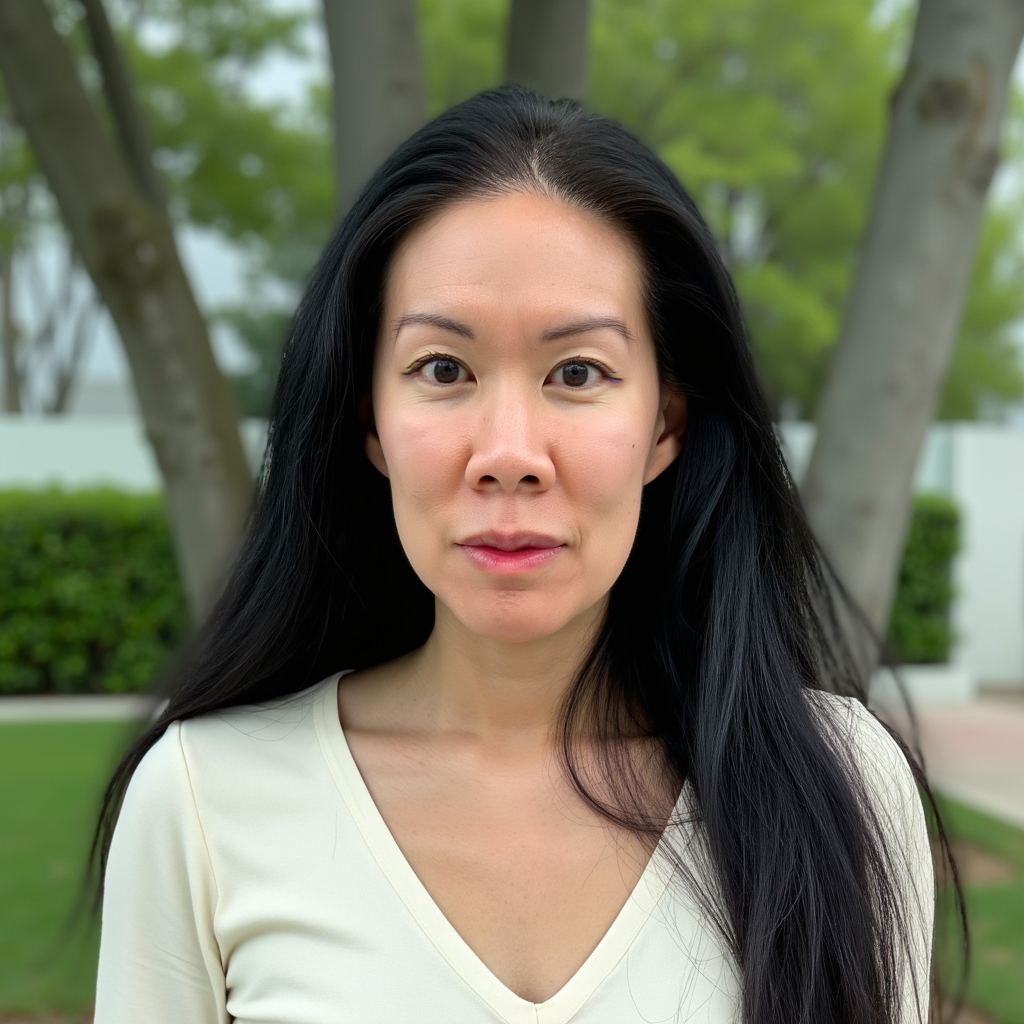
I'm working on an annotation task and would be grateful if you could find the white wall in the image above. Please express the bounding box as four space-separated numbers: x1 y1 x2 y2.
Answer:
950 426 1024 687
778 421 1024 689
0 416 268 490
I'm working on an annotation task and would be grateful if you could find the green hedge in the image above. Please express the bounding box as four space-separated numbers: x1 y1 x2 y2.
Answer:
0 487 961 695
0 489 187 695
887 494 960 664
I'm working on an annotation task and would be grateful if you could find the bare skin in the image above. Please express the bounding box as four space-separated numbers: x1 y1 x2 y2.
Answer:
339 191 687 1004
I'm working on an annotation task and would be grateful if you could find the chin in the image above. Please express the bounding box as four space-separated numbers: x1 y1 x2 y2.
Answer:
448 595 584 646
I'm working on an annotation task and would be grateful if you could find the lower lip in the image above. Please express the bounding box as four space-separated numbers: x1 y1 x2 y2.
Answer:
458 544 564 574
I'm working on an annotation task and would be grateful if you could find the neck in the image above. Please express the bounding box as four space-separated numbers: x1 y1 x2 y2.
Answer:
406 598 607 746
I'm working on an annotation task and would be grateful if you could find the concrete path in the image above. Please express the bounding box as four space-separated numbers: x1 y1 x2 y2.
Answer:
909 697 1024 830
0 694 161 722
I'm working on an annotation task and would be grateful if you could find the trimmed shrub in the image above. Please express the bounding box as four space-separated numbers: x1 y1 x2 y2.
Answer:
887 494 960 664
0 489 187 694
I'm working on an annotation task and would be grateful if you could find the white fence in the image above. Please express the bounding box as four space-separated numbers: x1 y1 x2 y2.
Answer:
780 422 1024 690
2 415 1022 690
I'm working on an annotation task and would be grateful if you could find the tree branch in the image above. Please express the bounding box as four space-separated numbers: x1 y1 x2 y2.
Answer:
78 0 166 210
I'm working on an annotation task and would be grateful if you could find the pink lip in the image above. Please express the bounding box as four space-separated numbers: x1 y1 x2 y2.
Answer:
457 532 566 575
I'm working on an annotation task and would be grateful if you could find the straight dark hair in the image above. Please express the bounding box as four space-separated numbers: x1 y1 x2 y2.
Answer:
95 86 954 1024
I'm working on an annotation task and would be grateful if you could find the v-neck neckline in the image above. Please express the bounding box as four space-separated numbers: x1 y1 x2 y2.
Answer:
313 672 677 1024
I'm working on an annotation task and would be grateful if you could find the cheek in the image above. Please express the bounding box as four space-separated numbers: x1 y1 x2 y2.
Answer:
377 406 466 521
554 404 656 540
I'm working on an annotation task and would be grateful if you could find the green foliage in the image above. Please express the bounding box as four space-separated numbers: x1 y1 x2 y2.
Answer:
0 85 37 253
11 0 1024 419
417 0 1024 419
0 490 187 695
223 305 292 415
887 494 960 664
940 207 1024 419
116 0 335 279
419 0 505 116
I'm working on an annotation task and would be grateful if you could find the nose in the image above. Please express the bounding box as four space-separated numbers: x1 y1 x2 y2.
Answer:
465 387 556 494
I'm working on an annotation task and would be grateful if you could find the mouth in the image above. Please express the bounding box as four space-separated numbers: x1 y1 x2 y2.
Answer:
456 532 566 574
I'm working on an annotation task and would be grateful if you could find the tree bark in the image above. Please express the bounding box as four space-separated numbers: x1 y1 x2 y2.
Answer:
321 0 426 213
504 0 589 102
0 0 252 620
0 250 21 413
802 0 1024 635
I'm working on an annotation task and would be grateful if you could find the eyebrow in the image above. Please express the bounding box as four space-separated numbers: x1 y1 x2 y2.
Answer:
541 317 634 343
393 312 475 339
393 312 634 344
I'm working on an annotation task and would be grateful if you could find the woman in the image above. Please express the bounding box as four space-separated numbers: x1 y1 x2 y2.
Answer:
94 87 937 1024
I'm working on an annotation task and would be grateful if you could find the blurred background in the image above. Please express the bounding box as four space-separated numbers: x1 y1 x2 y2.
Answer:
0 0 1023 1020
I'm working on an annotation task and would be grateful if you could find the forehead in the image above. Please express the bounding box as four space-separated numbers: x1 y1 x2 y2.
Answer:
382 192 646 326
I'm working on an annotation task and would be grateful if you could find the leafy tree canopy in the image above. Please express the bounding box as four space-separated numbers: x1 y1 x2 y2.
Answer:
5 0 1022 420
420 0 1024 420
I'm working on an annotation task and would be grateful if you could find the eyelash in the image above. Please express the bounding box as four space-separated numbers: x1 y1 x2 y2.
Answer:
404 353 620 386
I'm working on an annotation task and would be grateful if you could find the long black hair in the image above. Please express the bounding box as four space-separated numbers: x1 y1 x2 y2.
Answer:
95 87 951 1024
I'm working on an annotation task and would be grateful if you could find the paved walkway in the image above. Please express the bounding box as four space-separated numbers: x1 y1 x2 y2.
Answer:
0 694 161 722
909 696 1024 830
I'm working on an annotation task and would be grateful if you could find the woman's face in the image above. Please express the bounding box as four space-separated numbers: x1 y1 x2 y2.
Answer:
368 191 686 644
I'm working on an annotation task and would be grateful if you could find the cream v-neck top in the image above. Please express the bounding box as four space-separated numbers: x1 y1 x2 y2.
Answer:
94 675 933 1024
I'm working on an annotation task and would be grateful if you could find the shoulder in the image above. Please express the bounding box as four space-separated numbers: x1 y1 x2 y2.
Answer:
127 675 337 812
805 689 921 825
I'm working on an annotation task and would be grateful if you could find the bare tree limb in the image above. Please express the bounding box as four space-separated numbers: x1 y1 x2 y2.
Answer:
802 0 1024 635
79 0 167 210
504 0 589 102
50 290 98 413
321 0 426 213
0 249 21 412
0 0 252 619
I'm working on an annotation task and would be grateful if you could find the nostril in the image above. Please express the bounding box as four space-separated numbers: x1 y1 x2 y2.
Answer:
521 475 540 485
480 475 497 483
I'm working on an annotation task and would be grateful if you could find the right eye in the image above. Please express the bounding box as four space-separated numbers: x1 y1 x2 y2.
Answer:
419 357 468 385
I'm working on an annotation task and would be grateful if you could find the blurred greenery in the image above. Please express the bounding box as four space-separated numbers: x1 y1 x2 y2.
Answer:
887 494 959 664
0 489 187 695
934 793 1024 1024
0 720 127 1014
6 0 1023 420
419 0 1024 420
222 305 293 415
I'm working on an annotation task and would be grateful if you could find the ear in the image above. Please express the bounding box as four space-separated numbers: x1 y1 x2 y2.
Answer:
643 388 688 485
360 394 390 479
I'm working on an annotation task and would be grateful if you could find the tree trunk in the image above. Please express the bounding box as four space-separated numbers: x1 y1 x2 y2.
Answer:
802 0 1024 636
321 0 426 213
0 250 21 413
504 0 589 102
0 0 252 621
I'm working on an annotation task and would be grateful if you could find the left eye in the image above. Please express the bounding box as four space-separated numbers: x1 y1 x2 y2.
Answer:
552 361 601 388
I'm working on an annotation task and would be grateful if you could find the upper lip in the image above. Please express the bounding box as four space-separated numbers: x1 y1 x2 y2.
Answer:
458 532 565 551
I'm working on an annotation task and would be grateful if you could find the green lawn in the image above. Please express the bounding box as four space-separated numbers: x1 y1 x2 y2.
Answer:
935 794 1024 1024
1 721 1022 1021
0 720 131 1014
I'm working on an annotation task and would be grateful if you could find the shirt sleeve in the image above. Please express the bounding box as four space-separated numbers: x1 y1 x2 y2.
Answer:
825 695 936 1024
94 721 228 1024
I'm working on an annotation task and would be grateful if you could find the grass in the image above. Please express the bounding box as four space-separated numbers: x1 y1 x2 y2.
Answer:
0 721 131 1014
1 721 1022 1021
934 794 1024 1024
